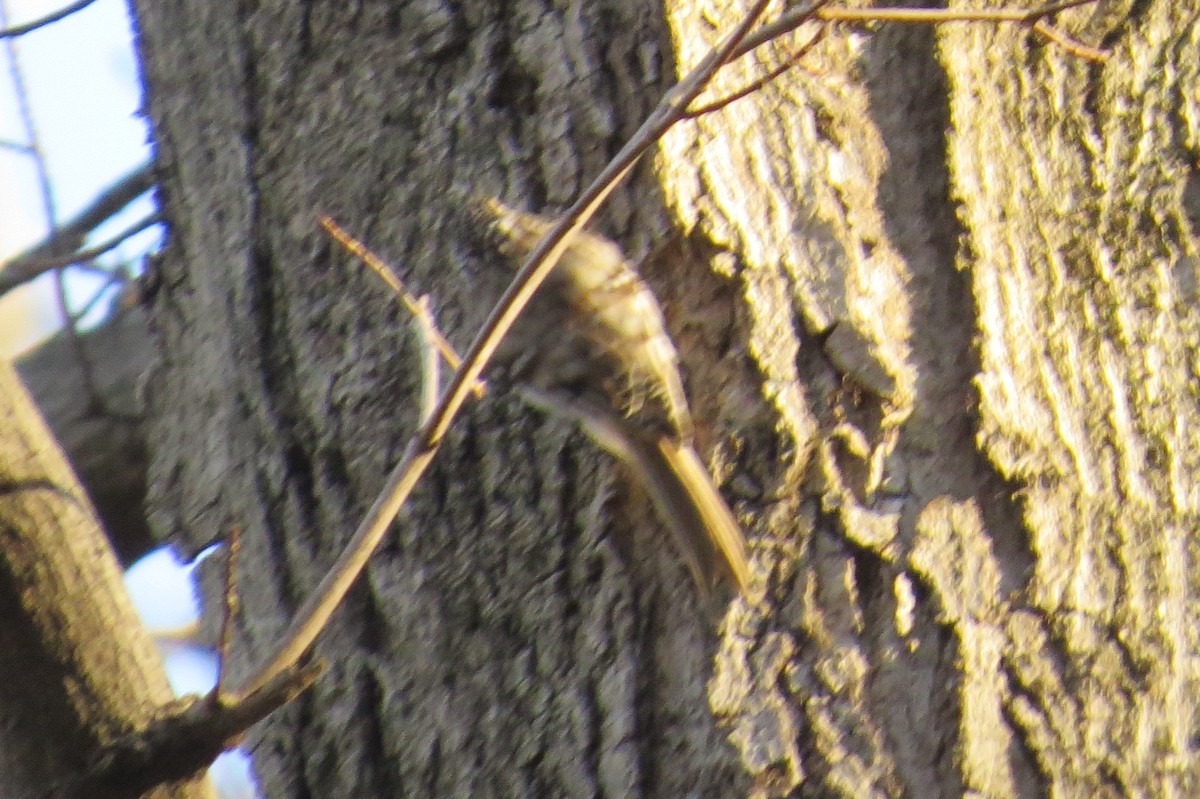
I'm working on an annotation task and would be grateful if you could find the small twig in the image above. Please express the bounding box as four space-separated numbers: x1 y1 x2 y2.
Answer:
725 0 825 61
0 0 56 251
728 1 1106 63
0 212 159 295
0 0 98 39
319 215 485 399
1028 17 1109 61
686 27 827 118
415 295 443 422
66 260 128 280
233 0 795 701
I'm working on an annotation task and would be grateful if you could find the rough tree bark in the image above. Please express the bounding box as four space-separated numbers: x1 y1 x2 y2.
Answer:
124 0 1200 797
0 358 213 799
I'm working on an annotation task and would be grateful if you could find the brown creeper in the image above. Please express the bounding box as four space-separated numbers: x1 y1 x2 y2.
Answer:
474 198 750 593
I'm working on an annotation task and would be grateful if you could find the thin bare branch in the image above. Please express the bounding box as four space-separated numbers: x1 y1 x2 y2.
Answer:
1 0 56 241
0 164 156 294
1 2 64 311
66 271 124 322
0 213 159 296
686 26 826 118
0 0 102 405
1029 17 1110 61
729 0 829 60
414 295 442 423
0 137 34 153
0 0 97 39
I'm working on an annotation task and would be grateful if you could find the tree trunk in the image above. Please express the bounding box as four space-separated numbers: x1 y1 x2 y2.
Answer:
128 0 1200 797
0 358 213 799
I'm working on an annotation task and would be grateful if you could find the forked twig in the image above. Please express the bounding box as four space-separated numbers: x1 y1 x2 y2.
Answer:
1027 16 1108 61
686 26 827 118
0 212 159 295
0 163 155 295
729 0 1107 64
319 215 485 400
692 1 1105 119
